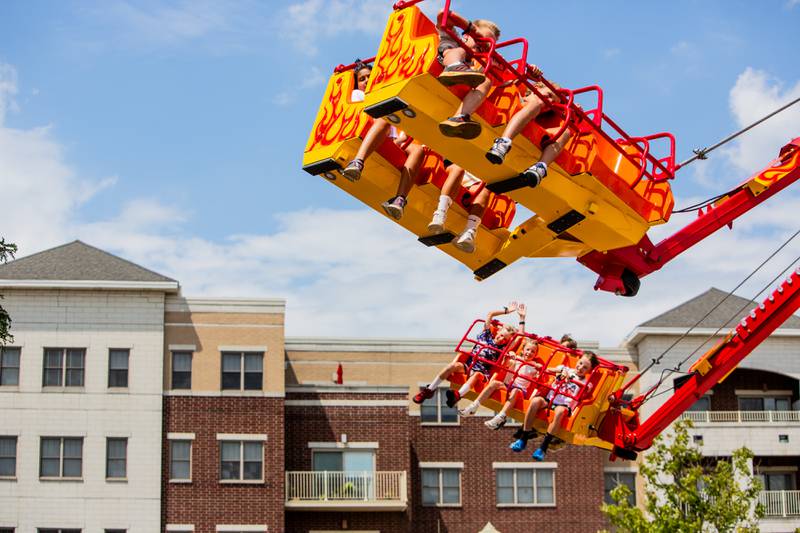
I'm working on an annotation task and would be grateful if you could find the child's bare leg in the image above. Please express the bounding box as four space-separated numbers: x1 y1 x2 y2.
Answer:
500 388 522 416
487 95 546 164
521 129 573 187
523 397 546 431
429 165 463 233
533 405 569 460
382 143 424 220
455 77 492 117
459 377 500 416
413 357 465 404
440 77 492 139
343 119 391 181
441 47 467 67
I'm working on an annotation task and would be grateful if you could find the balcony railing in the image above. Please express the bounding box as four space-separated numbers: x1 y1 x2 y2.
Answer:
759 490 800 517
679 411 800 424
285 471 407 511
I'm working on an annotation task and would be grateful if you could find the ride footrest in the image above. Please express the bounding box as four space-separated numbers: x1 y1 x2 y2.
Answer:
418 231 456 247
486 172 541 195
474 258 508 280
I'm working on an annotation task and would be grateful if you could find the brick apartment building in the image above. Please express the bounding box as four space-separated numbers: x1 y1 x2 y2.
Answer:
1 242 798 533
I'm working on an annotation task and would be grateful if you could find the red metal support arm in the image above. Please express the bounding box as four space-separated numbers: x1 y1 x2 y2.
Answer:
622 266 800 452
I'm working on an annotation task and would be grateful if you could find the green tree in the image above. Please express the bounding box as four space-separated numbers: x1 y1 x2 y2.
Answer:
0 238 17 344
601 419 764 533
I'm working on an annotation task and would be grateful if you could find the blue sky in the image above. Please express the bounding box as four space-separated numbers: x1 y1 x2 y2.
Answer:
1 0 799 344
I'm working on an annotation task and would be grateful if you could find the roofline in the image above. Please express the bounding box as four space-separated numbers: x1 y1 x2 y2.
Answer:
286 384 409 395
624 326 800 347
286 337 457 353
166 296 286 314
0 279 179 292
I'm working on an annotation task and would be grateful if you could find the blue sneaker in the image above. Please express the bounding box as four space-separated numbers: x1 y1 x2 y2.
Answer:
510 439 527 453
531 448 546 461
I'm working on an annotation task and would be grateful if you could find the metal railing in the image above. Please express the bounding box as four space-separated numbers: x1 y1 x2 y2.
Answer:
679 411 800 424
759 490 800 517
285 471 407 504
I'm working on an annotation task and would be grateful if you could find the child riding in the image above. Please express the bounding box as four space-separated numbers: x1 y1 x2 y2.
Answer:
427 162 491 253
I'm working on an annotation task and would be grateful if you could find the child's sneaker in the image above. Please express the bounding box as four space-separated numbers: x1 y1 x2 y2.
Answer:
531 447 546 461
453 228 476 253
458 402 478 417
438 63 486 88
427 210 447 234
342 158 364 182
381 196 407 220
485 413 507 430
445 389 461 408
439 114 481 140
510 438 527 452
522 162 547 187
486 137 512 164
413 387 435 404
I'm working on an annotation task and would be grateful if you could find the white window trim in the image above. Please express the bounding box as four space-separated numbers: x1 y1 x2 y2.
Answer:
166 525 195 532
735 389 793 397
221 351 264 392
604 465 638 473
0 434 18 480
418 386 460 426
39 436 83 481
169 344 197 352
493 462 557 469
757 466 799 472
495 465 557 507
107 348 130 390
419 461 464 469
168 433 196 440
216 434 267 441
105 437 128 481
307 442 379 449
216 525 267 532
420 465 462 508
219 345 268 352
42 347 85 388
218 439 265 484
0 346 21 387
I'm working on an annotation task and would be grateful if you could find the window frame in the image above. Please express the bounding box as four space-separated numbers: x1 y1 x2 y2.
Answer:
169 438 193 483
0 435 17 479
105 437 128 480
107 349 130 389
171 351 193 390
218 439 264 483
39 437 83 480
420 466 462 507
220 352 263 391
495 465 556 507
419 387 459 426
42 348 85 388
0 346 21 387
604 470 637 506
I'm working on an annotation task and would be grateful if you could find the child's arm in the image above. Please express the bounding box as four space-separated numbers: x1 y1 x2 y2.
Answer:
437 8 471 31
517 303 527 333
484 302 517 330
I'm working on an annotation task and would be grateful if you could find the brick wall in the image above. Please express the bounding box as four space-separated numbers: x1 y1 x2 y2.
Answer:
162 396 285 533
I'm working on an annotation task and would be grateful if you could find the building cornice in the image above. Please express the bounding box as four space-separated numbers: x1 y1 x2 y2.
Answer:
624 326 800 347
0 279 179 292
165 296 286 314
285 337 456 353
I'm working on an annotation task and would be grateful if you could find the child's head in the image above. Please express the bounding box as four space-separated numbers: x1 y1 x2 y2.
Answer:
560 334 578 350
575 351 599 377
353 61 372 92
493 324 517 346
520 338 538 359
463 19 500 52
533 81 563 105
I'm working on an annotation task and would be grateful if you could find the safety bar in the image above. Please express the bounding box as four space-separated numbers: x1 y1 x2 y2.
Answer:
334 56 377 74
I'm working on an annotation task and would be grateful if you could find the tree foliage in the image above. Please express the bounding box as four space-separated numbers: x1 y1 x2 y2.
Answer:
601 419 764 533
0 238 17 344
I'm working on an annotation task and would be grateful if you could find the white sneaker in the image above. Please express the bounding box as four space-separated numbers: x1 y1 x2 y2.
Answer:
485 413 507 430
454 228 476 253
427 210 447 234
522 162 547 187
486 137 512 164
458 402 478 417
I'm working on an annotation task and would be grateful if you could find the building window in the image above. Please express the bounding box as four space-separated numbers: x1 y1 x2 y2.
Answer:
496 467 554 505
687 395 710 412
170 440 192 481
38 530 81 533
105 530 126 533
0 436 17 477
738 396 791 411
171 351 192 390
420 389 458 424
108 349 129 388
40 437 83 479
758 471 797 491
0 528 15 533
221 352 262 391
106 438 127 479
604 471 636 505
42 348 85 387
220 441 263 481
0 347 20 386
421 468 461 506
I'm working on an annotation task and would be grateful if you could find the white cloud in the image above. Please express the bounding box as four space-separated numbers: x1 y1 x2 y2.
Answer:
0 62 19 125
283 0 392 56
786 0 800 9
722 68 800 175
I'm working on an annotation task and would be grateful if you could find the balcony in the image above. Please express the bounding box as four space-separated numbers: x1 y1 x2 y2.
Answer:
680 411 800 424
285 471 408 511
759 490 800 517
